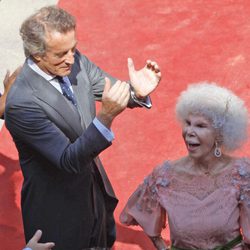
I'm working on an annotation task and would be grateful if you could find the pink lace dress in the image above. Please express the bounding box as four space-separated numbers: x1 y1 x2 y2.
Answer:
120 158 250 249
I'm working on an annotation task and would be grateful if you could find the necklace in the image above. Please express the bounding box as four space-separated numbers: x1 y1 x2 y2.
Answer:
193 156 231 176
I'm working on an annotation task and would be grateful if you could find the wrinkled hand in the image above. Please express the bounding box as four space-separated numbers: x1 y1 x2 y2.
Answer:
128 58 161 98
97 77 130 128
3 66 21 94
26 230 55 250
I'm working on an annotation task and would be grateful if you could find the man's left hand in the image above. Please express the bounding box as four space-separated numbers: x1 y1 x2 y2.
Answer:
128 58 161 98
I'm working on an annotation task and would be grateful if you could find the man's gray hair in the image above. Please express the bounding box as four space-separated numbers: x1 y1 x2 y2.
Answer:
176 82 249 151
20 5 76 57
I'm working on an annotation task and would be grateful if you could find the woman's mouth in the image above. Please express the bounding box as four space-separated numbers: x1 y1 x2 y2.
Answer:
187 142 200 151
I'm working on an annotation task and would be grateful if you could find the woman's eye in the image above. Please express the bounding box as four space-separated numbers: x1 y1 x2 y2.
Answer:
197 124 206 128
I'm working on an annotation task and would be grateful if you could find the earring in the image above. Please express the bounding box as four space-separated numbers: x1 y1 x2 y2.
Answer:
214 141 222 158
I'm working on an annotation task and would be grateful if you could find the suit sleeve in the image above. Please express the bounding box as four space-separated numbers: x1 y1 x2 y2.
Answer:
5 102 111 174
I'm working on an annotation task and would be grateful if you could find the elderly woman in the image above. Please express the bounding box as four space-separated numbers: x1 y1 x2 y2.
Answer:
120 82 250 250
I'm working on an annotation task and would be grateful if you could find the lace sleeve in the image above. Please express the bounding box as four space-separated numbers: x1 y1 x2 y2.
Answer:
238 158 250 246
119 162 170 237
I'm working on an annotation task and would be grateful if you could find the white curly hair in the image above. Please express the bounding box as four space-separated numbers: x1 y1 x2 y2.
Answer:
175 82 249 151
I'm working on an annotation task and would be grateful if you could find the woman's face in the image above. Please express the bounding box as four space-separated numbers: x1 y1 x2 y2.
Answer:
182 113 217 160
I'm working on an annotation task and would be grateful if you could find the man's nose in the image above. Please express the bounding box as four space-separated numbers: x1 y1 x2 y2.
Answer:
65 51 75 65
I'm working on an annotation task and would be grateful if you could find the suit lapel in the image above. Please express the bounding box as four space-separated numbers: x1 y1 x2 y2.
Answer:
23 63 84 138
68 59 94 129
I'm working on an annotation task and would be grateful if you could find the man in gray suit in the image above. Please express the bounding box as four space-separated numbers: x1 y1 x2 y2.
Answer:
5 6 161 250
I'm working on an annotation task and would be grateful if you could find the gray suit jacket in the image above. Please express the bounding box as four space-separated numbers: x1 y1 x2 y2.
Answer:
5 51 140 249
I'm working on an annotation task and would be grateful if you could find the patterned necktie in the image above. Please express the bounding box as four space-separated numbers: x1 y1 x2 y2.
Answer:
57 76 77 107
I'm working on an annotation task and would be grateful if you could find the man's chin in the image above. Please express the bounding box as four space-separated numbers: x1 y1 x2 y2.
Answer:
59 68 72 76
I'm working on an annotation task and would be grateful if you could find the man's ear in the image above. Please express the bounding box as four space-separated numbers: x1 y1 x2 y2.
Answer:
32 54 42 62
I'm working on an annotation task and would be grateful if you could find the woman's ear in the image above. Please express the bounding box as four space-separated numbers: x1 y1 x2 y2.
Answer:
214 130 223 158
215 130 223 146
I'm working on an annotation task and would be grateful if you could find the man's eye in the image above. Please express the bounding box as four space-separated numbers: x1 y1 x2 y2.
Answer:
56 53 65 58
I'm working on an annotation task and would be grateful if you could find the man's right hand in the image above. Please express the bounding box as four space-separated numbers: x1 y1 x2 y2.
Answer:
97 77 130 129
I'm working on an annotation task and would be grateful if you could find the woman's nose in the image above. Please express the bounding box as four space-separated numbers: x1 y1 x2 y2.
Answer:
186 126 195 136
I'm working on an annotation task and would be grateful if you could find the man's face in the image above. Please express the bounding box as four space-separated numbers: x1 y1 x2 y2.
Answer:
35 29 77 76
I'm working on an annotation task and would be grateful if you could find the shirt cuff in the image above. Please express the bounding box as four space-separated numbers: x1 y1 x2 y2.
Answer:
130 88 152 109
93 117 114 142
